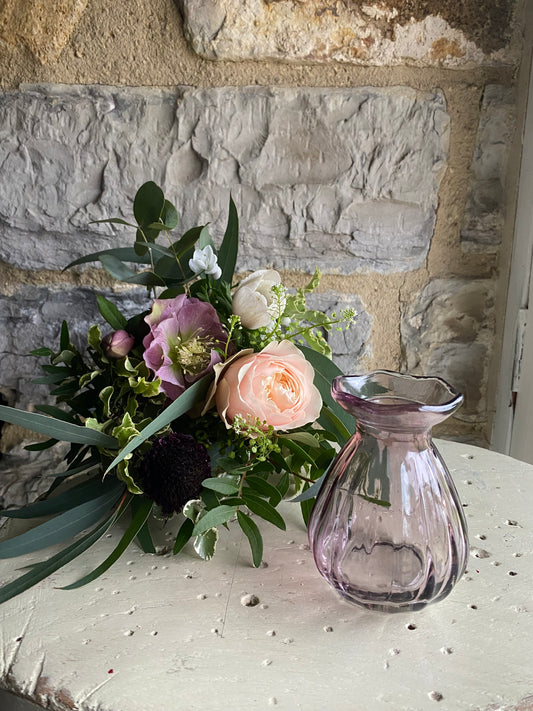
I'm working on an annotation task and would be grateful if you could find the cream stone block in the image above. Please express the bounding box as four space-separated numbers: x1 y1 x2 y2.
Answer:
177 0 521 67
0 0 88 64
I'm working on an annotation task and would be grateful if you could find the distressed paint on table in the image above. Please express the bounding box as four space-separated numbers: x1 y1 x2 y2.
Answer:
0 441 532 711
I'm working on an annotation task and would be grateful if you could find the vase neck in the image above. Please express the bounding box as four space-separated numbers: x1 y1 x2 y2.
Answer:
355 421 432 445
332 372 464 433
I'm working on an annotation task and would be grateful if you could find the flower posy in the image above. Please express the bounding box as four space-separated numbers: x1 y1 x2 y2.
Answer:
0 180 356 605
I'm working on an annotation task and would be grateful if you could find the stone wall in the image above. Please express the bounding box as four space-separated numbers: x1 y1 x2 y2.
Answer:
0 0 528 489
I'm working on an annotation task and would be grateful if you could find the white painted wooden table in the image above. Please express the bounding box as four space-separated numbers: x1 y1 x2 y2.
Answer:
0 441 532 711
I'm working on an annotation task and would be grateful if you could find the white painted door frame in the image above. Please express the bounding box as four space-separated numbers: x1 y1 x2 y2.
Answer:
492 44 533 462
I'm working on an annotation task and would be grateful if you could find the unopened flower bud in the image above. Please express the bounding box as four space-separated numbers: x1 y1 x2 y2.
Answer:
102 329 135 359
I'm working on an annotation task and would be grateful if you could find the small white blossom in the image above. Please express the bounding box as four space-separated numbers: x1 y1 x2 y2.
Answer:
189 245 222 280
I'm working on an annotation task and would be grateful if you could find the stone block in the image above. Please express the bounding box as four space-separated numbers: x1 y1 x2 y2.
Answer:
461 85 516 253
0 0 88 64
177 0 520 67
0 84 448 275
401 278 494 421
306 292 372 375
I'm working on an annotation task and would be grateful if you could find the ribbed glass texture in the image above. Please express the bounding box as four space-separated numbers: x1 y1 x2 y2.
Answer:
308 371 469 613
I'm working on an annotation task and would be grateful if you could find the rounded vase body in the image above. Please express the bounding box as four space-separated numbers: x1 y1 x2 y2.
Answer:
308 371 469 613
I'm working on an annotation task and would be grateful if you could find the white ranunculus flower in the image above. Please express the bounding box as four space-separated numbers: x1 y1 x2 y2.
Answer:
232 269 285 330
189 245 222 280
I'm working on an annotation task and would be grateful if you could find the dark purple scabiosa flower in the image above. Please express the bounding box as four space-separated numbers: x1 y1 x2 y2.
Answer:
138 433 211 516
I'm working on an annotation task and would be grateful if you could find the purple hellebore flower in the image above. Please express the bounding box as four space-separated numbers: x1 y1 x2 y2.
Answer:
142 295 228 401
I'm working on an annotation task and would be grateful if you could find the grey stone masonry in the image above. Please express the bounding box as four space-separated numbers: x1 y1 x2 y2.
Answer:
461 85 516 254
401 278 495 422
0 84 449 275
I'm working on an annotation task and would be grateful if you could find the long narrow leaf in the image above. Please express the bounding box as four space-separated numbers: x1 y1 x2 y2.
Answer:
296 346 353 434
241 492 286 531
105 375 211 474
64 247 150 271
47 456 100 480
0 495 131 605
0 479 124 558
34 405 78 424
290 472 328 502
279 437 317 466
237 510 263 567
0 406 118 447
131 496 156 553
24 439 58 452
97 294 127 330
61 497 152 589
99 254 165 287
0 476 109 520
173 518 194 555
218 196 239 283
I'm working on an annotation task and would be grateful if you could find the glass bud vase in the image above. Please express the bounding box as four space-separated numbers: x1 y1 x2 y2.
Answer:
308 371 469 613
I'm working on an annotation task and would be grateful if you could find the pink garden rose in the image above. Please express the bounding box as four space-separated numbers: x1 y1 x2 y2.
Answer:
143 295 228 401
215 340 322 431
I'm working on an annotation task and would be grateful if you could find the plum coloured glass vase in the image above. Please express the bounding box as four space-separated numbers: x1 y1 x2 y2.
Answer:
308 371 469 613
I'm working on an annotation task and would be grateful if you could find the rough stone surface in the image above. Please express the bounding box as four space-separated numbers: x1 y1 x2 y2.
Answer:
461 85 517 254
0 445 68 510
401 279 495 422
177 0 521 67
307 292 372 375
0 84 449 275
0 285 371 412
0 0 89 64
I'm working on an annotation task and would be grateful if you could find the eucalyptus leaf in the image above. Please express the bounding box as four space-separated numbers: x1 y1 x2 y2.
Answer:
198 225 214 250
297 345 353 435
300 497 314 526
24 439 58 452
64 247 150 271
133 181 165 229
173 517 194 555
0 476 112 520
98 254 165 287
0 495 131 605
61 496 153 589
0 406 118 447
0 479 124 558
290 472 327 502
34 405 78 424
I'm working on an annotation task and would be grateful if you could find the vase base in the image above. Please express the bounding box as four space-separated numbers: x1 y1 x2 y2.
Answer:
330 580 458 613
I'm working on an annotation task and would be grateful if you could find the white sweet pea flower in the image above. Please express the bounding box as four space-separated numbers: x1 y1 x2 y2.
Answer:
189 245 222 280
232 269 286 330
